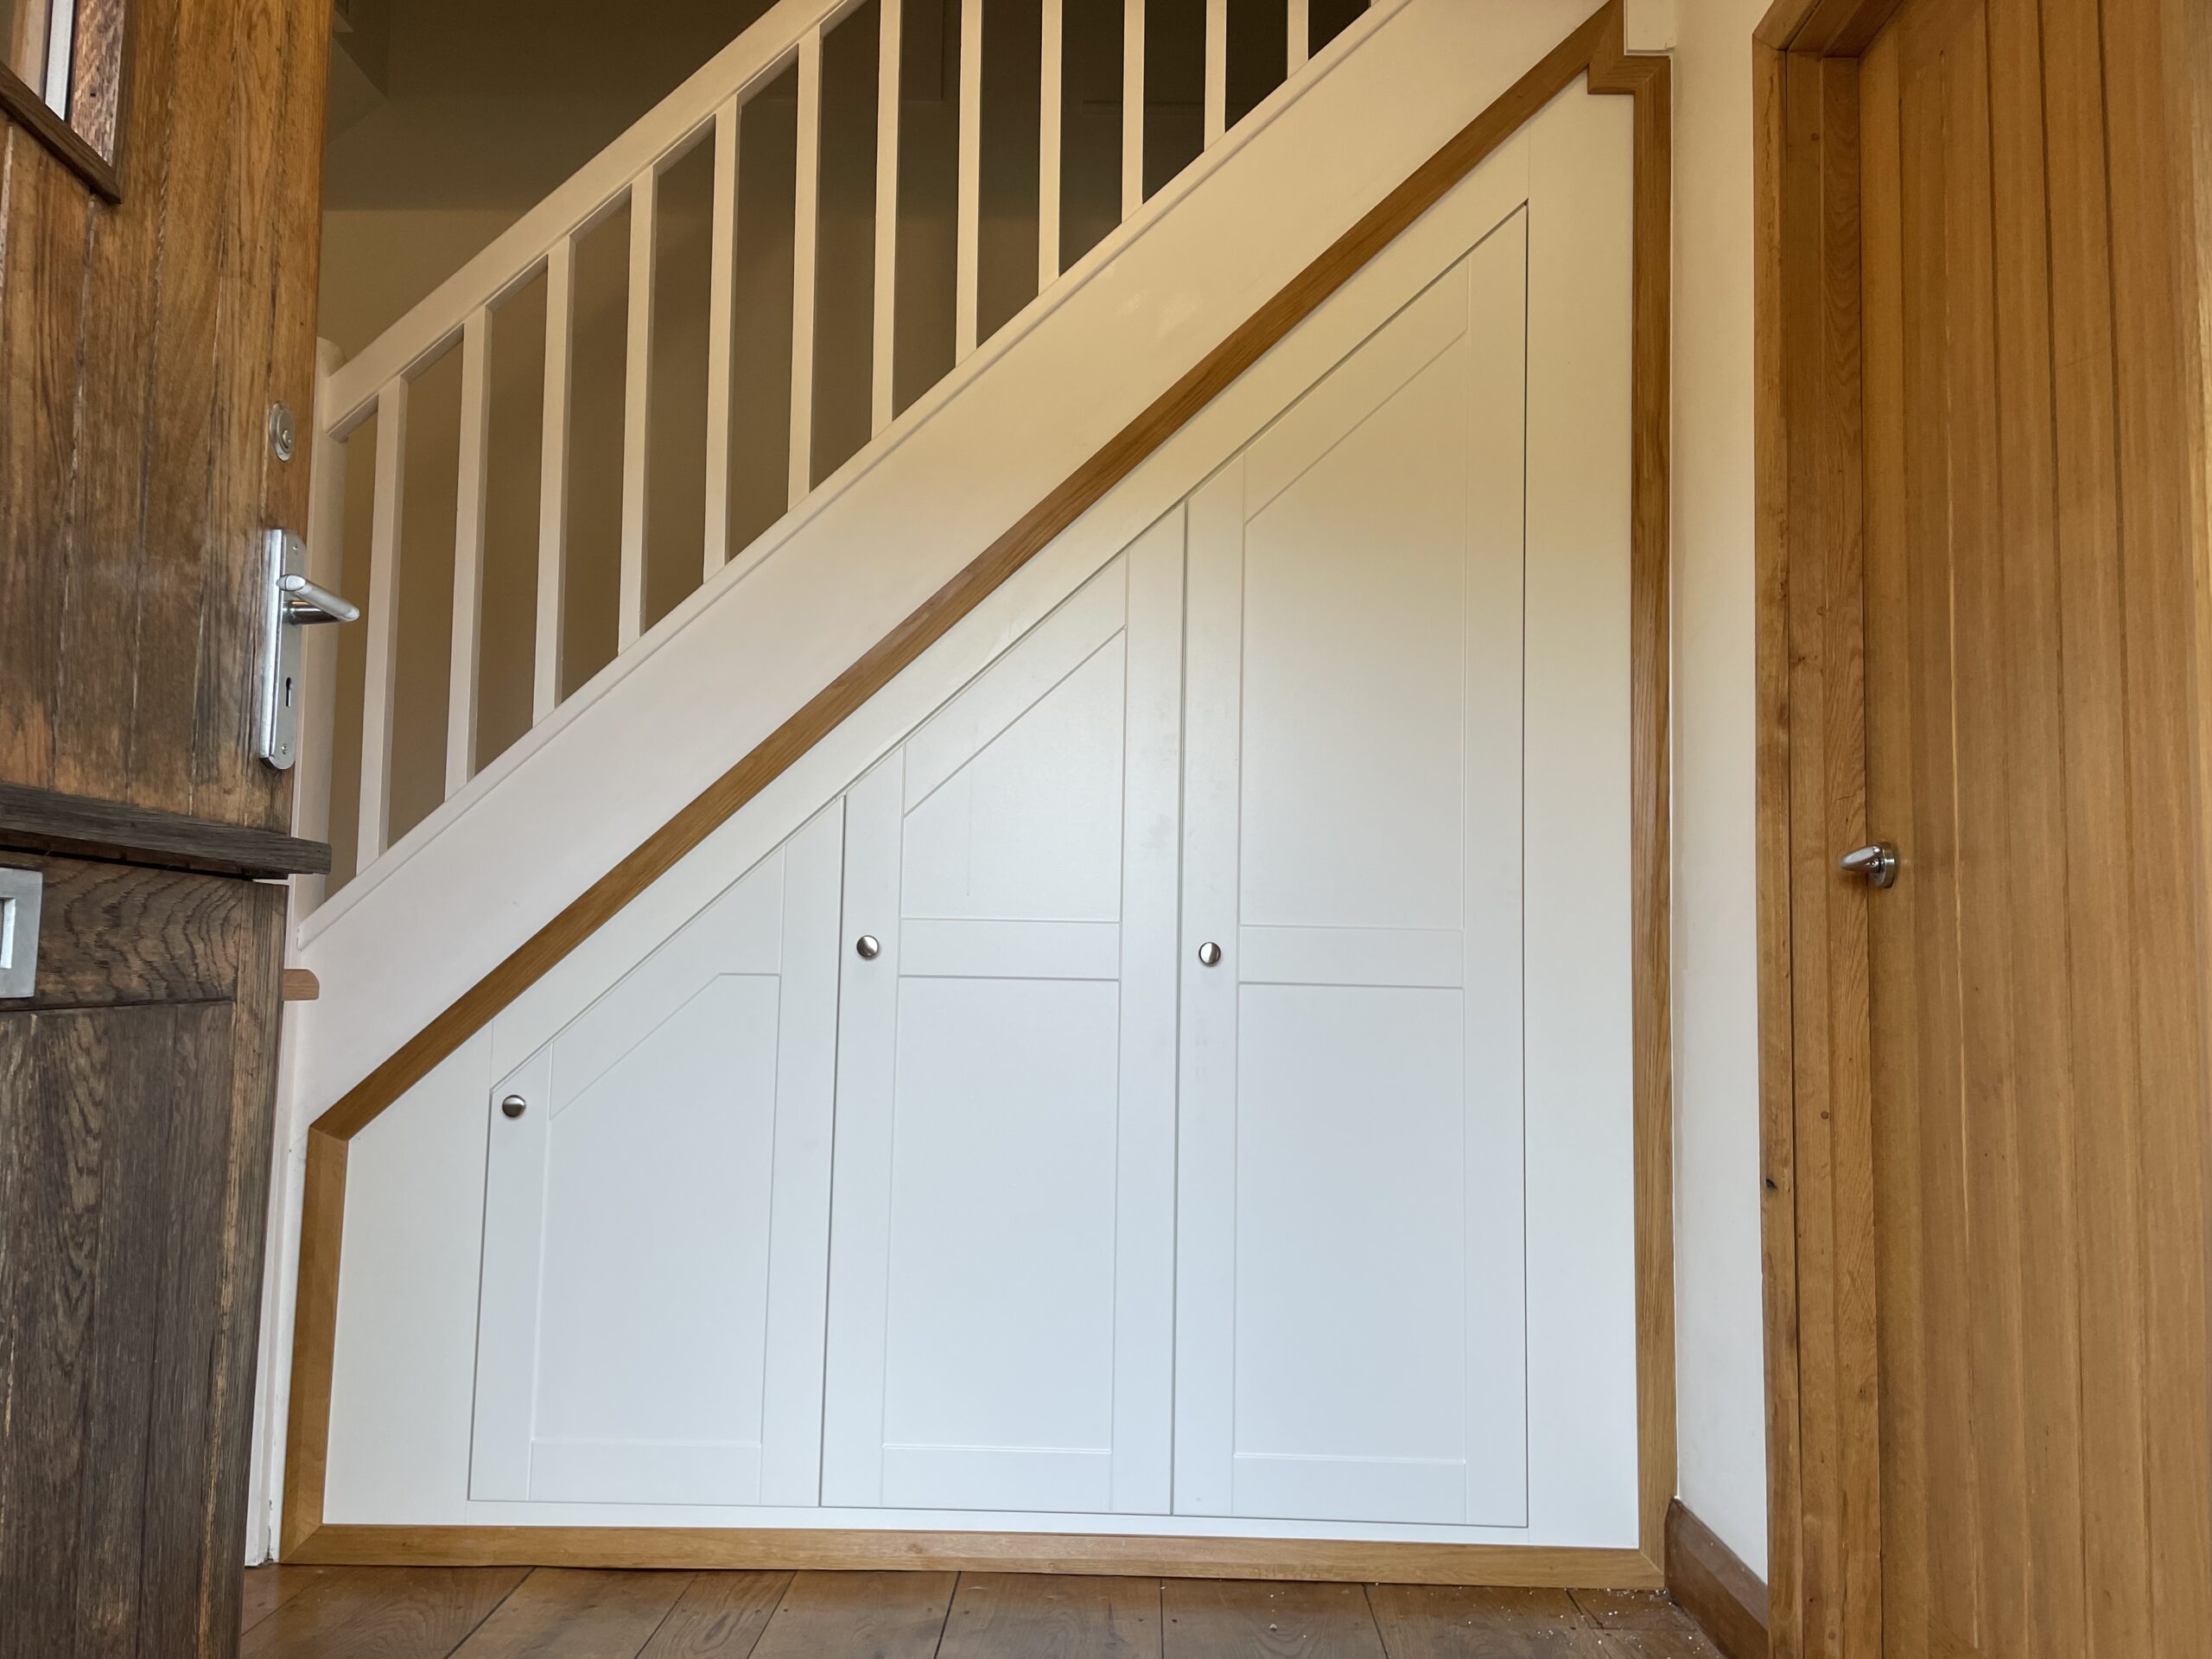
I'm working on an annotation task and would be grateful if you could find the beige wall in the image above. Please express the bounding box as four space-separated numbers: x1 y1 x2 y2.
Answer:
1669 0 1770 1579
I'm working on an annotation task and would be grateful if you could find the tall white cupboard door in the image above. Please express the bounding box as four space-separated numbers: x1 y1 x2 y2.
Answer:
1176 226 1531 1529
822 525 1185 1516
469 805 844 1506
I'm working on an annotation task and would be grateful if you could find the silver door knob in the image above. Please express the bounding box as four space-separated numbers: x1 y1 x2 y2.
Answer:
500 1094 528 1119
855 934 881 960
1839 842 1898 889
1197 941 1223 967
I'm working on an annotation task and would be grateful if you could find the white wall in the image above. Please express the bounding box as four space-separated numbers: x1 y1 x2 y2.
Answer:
1668 0 1770 1580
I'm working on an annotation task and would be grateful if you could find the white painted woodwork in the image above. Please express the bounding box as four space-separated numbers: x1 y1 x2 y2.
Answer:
305 50 1636 1555
956 0 984 361
790 27 825 505
1205 0 1229 146
1175 229 1531 1529
1288 0 1310 70
356 376 408 863
620 173 658 651
296 339 347 915
534 239 575 723
470 806 844 1506
1121 0 1144 219
1039 0 1064 291
871 0 903 433
703 102 741 581
822 528 1184 1516
447 311 492 798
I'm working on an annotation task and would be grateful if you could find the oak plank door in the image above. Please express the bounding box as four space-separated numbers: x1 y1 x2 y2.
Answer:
1847 0 2212 1652
0 0 331 1651
470 808 843 1507
822 529 1185 1515
1174 233 1532 1528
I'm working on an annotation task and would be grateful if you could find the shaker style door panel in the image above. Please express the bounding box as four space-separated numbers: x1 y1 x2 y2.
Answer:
1175 226 1533 1528
470 805 843 1506
823 524 1185 1516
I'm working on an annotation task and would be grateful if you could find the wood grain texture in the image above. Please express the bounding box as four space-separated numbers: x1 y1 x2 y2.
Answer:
241 1565 339 1636
0 782 332 876
283 968 322 1001
0 67 122 197
1662 1502 1766 1659
1758 3 2212 1657
1160 1580 1384 1659
278 1128 349 1557
633 1573 793 1658
451 1569 693 1658
0 868 288 1656
0 0 322 836
0 853 260 1008
1365 1582 1605 1659
239 1566 531 1659
747 1572 957 1659
937 1573 1161 1659
1586 6 1676 1572
285 1529 1662 1590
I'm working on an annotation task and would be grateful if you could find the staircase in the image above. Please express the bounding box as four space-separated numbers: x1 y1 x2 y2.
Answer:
283 0 1601 1131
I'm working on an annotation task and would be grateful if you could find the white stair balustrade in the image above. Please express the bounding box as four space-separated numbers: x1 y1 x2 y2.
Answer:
309 0 1394 899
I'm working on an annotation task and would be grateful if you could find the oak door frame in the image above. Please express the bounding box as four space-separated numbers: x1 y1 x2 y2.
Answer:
1754 1 2212 1654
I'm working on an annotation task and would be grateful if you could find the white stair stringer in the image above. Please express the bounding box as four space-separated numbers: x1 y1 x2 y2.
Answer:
287 0 1598 1135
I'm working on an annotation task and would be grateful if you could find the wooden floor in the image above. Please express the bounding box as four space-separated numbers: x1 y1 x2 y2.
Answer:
240 1566 1721 1657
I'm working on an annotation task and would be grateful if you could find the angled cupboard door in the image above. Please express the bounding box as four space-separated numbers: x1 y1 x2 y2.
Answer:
470 807 843 1505
1175 228 1531 1528
823 527 1185 1515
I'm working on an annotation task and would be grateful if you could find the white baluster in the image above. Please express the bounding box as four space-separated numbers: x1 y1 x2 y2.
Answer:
704 99 741 582
1122 0 1145 219
1039 0 1063 290
619 170 658 650
447 308 491 798
872 0 904 433
1205 0 1227 146
790 27 825 506
1287 0 1308 72
358 375 408 864
956 0 984 361
296 339 346 910
534 238 574 724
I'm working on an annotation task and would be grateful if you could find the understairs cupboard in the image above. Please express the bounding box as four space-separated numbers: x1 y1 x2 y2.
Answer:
315 82 1645 1557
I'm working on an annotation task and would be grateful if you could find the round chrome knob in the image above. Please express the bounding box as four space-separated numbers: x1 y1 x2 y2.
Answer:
499 1094 528 1119
855 934 882 960
1197 941 1222 967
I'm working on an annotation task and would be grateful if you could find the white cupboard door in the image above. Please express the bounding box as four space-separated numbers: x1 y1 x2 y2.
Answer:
823 522 1185 1515
469 804 844 1506
1175 223 1532 1528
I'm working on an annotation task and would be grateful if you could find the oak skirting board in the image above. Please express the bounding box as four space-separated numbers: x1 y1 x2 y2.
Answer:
285 1524 1664 1589
1663 1500 1768 1659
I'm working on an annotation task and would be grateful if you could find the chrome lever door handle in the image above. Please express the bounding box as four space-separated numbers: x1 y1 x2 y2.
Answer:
279 571 361 625
1840 842 1899 888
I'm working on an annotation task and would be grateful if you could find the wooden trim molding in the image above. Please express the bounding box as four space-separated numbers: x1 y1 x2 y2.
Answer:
278 0 1675 1582
1665 1501 1768 1659
287 1526 1662 1587
0 783 333 878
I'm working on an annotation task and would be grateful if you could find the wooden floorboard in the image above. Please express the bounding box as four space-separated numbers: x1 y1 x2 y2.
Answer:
238 1567 1721 1659
239 1566 531 1658
1162 1579 1389 1659
1368 1581 1610 1656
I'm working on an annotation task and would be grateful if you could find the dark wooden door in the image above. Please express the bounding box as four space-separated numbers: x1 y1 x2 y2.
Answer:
0 0 332 1652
